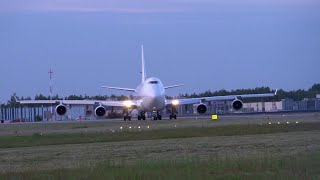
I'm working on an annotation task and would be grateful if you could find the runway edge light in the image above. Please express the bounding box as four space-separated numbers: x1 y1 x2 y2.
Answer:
212 114 218 121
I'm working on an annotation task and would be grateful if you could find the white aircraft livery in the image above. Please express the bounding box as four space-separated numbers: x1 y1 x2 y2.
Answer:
16 45 277 121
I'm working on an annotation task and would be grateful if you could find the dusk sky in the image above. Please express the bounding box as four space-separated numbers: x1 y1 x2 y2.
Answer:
0 0 319 102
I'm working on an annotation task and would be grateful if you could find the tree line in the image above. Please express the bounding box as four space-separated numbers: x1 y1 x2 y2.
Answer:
2 83 319 108
178 84 320 102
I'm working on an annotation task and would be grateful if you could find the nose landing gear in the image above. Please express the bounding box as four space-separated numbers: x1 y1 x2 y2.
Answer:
138 112 146 120
152 111 162 120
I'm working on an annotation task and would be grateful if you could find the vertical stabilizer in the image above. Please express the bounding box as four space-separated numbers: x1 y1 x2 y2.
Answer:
141 45 146 83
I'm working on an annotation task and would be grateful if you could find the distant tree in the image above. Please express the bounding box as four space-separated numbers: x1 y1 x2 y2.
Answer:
65 95 85 100
117 95 129 101
309 83 320 92
52 94 62 100
308 83 320 98
35 94 49 100
7 93 20 108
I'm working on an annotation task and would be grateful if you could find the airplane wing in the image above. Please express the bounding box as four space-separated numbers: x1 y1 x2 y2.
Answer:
17 100 96 105
166 90 277 106
15 98 139 118
15 98 138 107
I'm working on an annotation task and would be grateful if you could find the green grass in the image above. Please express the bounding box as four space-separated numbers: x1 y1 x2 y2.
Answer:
0 122 319 148
2 152 320 180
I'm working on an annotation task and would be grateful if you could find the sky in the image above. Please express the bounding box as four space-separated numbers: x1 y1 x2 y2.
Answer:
0 0 319 102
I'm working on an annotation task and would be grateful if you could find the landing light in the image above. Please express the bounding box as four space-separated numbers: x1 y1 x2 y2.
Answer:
124 101 133 108
172 100 179 106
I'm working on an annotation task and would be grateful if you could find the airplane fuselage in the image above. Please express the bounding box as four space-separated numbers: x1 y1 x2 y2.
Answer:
135 77 166 112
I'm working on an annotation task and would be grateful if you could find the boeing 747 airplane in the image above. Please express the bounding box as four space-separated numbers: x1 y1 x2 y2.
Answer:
16 45 277 121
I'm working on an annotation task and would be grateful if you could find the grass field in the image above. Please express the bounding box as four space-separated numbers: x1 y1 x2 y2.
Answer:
1 152 320 179
0 122 319 148
0 117 319 179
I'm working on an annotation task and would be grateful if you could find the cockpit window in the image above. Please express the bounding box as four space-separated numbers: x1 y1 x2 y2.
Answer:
148 81 159 84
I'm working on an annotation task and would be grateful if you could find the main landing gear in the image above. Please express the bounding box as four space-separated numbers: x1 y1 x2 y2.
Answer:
137 112 146 120
124 114 131 121
169 107 177 120
169 114 177 120
123 109 132 121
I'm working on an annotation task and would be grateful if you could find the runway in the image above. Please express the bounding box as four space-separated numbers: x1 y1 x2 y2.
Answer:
1 112 319 136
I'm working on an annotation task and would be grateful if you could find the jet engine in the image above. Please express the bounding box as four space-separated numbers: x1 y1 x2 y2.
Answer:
196 104 208 114
95 106 106 117
232 99 243 110
55 105 67 116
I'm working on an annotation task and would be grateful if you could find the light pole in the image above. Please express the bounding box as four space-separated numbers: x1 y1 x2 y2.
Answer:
49 68 53 121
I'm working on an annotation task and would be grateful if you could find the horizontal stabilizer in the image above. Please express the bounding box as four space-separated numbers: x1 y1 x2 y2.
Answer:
164 84 184 89
101 86 136 92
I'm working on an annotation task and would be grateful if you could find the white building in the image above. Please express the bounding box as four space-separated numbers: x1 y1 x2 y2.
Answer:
243 101 282 112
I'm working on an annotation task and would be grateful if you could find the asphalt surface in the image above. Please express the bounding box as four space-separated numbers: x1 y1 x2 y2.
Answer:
1 112 319 136
87 112 320 123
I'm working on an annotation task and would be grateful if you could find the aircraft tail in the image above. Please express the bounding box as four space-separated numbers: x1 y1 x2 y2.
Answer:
141 45 146 83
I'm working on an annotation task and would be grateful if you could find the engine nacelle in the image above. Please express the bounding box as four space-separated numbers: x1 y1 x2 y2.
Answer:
95 106 106 117
232 99 243 110
196 104 208 114
55 105 67 116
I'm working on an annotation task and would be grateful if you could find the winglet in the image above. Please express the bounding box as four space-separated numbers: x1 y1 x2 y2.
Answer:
275 89 278 95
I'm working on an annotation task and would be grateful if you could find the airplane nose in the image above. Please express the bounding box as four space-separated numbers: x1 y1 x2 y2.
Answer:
142 96 165 111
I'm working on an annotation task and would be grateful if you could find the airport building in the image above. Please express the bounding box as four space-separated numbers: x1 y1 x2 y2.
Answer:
279 97 320 111
1 94 320 122
242 102 282 112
